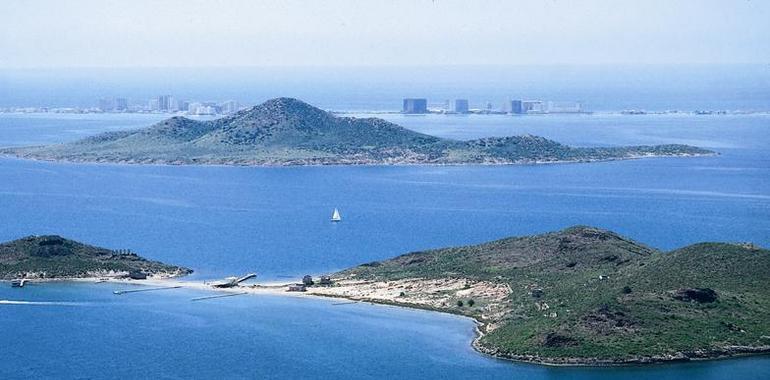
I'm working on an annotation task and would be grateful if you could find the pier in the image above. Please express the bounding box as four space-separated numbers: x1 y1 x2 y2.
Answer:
113 286 182 295
211 273 257 288
331 301 359 306
191 292 248 302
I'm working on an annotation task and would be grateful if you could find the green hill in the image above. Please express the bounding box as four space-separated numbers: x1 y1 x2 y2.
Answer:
0 235 191 280
2 98 713 165
334 226 770 364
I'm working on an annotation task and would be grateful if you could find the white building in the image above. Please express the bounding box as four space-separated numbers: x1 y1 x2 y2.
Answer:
196 105 216 115
220 100 240 114
547 101 582 113
148 98 160 112
187 102 202 115
449 99 469 113
522 100 546 113
156 95 172 111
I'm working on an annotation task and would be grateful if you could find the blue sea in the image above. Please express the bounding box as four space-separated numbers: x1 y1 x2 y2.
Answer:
1 98 770 377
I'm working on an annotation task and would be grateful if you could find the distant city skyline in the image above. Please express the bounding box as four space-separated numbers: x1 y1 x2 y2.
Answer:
1 0 769 68
95 95 243 115
1 92 757 116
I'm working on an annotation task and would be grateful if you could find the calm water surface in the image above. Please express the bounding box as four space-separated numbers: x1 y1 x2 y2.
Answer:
0 112 768 379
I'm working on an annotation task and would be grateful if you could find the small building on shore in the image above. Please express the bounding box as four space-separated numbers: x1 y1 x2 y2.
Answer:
288 284 307 292
302 275 314 286
319 275 332 285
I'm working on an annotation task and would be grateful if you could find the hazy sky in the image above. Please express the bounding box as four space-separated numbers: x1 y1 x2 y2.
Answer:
1 0 768 68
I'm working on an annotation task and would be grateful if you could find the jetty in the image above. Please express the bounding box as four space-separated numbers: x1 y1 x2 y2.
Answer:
211 273 257 288
331 301 359 306
113 286 182 295
191 292 248 302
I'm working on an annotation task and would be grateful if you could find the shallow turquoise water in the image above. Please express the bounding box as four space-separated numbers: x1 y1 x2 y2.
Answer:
0 112 769 378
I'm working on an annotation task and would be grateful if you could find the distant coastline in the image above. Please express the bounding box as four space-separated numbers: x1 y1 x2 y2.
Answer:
2 107 769 116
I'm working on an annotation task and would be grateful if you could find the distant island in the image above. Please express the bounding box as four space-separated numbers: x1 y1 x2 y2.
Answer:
309 226 770 365
0 235 191 280
1 98 714 166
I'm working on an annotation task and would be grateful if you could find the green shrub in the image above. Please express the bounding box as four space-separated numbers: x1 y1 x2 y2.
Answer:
623 286 633 294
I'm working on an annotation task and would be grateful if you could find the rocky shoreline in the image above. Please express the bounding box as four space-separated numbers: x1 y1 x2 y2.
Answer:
472 331 770 366
1 151 716 168
298 276 770 367
304 290 770 366
298 285 770 367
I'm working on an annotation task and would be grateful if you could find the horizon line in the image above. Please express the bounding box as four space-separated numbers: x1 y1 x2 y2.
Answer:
2 62 769 71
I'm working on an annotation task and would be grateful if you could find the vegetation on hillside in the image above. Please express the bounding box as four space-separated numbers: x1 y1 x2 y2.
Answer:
0 235 191 279
338 226 770 364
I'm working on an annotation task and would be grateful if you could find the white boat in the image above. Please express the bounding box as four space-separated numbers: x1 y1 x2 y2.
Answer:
331 208 341 222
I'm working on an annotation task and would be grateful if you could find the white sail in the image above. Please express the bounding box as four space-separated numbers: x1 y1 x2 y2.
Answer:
331 208 341 222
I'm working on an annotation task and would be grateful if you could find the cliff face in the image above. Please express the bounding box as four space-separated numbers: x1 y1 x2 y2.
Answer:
0 235 191 279
2 98 714 166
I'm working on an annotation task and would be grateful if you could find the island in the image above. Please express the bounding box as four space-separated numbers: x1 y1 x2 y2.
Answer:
1 98 714 166
308 226 770 365
0 235 191 280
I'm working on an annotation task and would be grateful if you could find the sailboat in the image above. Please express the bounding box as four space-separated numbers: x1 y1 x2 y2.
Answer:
331 208 341 222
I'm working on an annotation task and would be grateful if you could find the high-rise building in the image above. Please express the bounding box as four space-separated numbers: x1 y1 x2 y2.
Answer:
220 100 239 114
187 102 202 115
115 98 128 111
450 99 469 114
522 100 546 113
402 98 428 114
98 97 114 112
503 100 523 114
149 98 160 112
156 95 172 111
169 97 179 112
